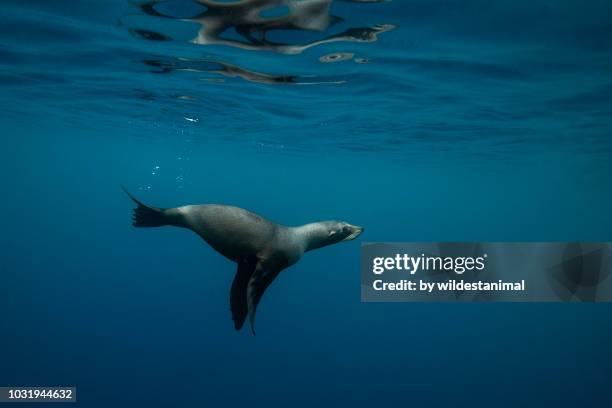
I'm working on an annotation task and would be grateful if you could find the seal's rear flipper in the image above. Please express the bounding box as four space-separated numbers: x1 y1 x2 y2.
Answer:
122 185 168 228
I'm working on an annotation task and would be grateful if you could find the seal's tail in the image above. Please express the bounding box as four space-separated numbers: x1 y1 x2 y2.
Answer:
122 186 168 227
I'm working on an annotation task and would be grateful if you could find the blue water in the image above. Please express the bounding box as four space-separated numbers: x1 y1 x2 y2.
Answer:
2 0 612 406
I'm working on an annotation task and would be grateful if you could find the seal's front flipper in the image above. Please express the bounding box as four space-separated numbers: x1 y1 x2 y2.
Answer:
230 259 256 330
246 262 281 336
122 185 168 228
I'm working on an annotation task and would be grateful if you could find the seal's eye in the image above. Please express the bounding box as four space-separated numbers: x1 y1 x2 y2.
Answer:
342 226 351 235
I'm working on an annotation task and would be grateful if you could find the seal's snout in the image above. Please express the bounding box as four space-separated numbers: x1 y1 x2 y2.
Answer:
344 224 364 241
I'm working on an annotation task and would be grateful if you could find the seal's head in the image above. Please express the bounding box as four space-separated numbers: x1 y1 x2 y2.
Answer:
297 221 364 251
325 221 364 243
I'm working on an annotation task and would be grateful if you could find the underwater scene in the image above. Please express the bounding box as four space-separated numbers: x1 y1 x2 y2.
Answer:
1 0 612 406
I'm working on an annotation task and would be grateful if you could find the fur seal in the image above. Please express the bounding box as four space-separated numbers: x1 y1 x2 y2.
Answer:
122 187 363 334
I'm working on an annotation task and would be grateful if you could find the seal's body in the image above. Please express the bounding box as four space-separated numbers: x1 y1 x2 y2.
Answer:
177 205 279 261
123 187 363 334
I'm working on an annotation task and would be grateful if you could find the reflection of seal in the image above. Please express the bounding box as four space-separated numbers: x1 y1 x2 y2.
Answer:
135 1 395 54
123 187 363 334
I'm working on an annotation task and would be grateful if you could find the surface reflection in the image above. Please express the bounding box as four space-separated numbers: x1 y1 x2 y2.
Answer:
143 56 345 84
127 0 393 85
132 0 394 54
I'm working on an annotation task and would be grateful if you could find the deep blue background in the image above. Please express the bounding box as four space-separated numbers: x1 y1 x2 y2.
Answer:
1 1 612 406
